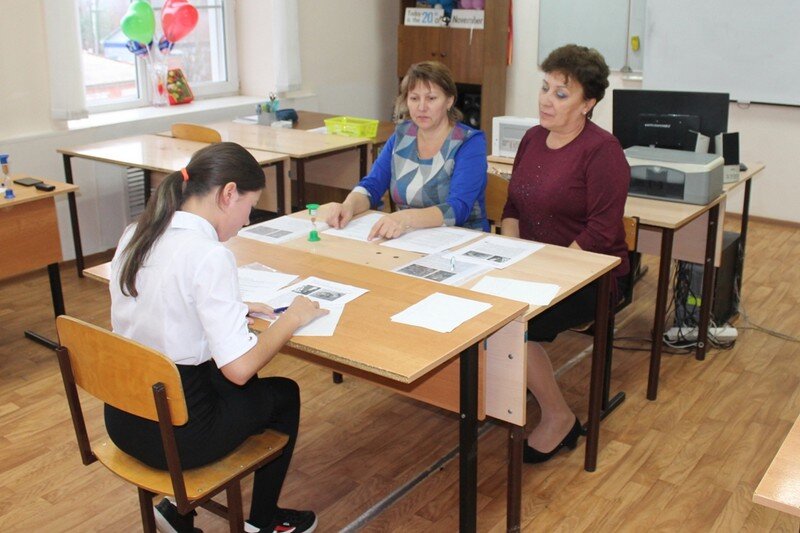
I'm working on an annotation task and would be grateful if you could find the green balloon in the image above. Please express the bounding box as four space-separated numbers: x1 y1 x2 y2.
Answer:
120 1 156 45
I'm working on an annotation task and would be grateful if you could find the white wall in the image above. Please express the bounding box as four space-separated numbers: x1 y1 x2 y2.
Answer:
504 0 799 223
0 0 796 265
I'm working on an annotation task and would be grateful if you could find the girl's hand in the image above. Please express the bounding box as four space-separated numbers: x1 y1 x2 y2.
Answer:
245 302 276 324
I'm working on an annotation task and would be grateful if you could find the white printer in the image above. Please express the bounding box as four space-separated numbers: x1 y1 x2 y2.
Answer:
625 146 724 205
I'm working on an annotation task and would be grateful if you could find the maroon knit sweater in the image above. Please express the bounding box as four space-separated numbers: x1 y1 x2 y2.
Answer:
501 121 630 280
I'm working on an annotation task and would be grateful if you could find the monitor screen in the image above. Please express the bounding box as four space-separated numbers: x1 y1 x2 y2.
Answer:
612 90 729 152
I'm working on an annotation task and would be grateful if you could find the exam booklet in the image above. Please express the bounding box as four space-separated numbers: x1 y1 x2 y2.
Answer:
238 215 329 245
392 253 491 286
452 235 544 269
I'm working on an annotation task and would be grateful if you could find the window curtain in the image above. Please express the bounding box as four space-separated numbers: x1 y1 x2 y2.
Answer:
42 0 88 120
271 0 302 92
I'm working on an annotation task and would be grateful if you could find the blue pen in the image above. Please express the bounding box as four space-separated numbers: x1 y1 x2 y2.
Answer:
273 306 288 314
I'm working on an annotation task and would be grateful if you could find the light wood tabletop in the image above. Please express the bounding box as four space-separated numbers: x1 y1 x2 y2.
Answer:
57 134 287 173
0 176 78 209
754 416 800 517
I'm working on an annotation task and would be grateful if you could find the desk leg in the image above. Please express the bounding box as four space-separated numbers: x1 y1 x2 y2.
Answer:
23 263 63 351
62 154 84 278
296 159 305 209
738 180 752 301
275 160 286 216
359 144 368 178
647 228 674 401
459 343 479 533
507 424 524 532
696 204 720 361
144 169 152 205
585 272 611 472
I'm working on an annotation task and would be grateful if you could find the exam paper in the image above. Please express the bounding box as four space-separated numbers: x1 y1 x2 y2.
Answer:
454 235 544 269
237 263 298 303
393 253 491 286
390 292 492 333
322 212 385 242
379 226 481 254
470 276 561 307
238 216 329 245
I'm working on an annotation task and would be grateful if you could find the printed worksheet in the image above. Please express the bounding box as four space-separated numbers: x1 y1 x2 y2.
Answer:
322 212 385 242
390 292 492 333
453 235 544 269
470 276 561 307
393 253 491 286
380 226 481 254
238 216 329 245
237 263 298 303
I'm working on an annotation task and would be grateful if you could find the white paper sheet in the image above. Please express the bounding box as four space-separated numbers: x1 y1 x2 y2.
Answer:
470 276 560 307
238 216 329 245
322 212 385 242
379 226 481 254
393 253 491 286
237 263 298 303
390 292 492 333
453 235 544 269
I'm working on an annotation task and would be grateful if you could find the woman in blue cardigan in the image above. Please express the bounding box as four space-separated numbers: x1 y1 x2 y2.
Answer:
325 61 488 239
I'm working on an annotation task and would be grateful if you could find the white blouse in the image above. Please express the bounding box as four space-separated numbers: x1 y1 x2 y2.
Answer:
110 211 257 367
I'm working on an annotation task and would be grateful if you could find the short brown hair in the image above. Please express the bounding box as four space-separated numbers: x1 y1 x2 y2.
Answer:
394 61 463 124
541 44 610 119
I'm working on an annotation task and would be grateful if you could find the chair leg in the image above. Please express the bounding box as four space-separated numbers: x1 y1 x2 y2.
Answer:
227 483 244 533
138 488 157 533
332 371 343 384
601 304 626 418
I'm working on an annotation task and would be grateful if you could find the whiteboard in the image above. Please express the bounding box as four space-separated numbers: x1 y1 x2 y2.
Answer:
643 0 800 106
538 0 638 71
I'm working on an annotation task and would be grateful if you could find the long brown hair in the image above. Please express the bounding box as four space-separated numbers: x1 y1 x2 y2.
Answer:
394 61 463 124
118 142 264 297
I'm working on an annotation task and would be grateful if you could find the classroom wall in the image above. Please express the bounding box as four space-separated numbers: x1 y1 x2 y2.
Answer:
0 1 796 265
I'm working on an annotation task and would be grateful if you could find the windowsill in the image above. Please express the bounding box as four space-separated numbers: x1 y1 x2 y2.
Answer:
67 95 264 131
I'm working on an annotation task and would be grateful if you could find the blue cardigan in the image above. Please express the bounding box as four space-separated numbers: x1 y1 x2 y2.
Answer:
353 120 488 231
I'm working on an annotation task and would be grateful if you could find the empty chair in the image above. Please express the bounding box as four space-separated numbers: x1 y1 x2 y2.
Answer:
485 170 510 234
171 123 222 143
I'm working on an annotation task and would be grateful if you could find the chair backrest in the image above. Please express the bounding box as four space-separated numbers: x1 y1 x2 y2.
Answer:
485 171 509 232
171 123 222 144
56 316 188 425
622 215 639 252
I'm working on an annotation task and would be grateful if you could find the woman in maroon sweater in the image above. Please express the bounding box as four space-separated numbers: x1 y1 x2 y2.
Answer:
501 45 630 464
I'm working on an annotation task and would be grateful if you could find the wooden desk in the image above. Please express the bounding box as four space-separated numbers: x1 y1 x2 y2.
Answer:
0 177 79 349
754 416 800 518
57 135 289 277
188 121 372 209
84 240 527 532
277 212 620 531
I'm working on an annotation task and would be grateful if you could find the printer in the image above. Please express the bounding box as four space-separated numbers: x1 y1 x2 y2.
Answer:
625 146 724 205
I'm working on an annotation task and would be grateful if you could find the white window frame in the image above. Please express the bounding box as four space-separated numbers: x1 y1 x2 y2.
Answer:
85 0 239 114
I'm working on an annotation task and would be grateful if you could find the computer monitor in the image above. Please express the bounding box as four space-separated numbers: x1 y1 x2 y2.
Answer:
612 89 729 152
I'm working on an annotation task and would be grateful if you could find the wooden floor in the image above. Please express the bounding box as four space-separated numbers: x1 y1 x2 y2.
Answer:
1 218 799 532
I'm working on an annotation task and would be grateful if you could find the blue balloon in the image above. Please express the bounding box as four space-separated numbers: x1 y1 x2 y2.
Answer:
126 39 149 56
158 36 174 53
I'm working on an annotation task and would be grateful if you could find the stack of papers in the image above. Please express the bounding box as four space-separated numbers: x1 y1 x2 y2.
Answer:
238 263 298 302
238 216 329 245
380 226 481 254
391 292 492 333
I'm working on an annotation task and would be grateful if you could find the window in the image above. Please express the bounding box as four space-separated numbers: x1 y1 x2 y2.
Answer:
77 0 238 112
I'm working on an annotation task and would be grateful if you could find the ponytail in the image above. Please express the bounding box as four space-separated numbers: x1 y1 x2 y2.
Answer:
117 142 265 297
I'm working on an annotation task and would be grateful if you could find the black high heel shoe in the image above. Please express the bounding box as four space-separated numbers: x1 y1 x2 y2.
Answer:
523 417 582 464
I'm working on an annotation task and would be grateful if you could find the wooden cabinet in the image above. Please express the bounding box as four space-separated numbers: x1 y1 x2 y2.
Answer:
397 0 509 141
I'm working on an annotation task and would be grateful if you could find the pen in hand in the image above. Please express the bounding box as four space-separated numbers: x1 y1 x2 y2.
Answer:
272 306 289 314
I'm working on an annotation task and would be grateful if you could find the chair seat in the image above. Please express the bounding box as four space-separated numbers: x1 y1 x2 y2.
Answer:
93 430 288 500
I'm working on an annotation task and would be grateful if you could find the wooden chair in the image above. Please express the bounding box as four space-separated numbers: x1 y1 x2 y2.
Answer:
55 316 288 532
171 123 222 144
485 171 510 234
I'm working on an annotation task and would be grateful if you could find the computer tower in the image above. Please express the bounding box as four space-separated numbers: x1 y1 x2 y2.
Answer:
675 231 742 327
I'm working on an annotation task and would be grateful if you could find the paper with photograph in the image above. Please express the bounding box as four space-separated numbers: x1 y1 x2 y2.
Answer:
238 215 329 245
393 253 491 286
453 235 544 269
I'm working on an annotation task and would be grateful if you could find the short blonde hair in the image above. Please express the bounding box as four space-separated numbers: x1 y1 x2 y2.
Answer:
394 61 463 124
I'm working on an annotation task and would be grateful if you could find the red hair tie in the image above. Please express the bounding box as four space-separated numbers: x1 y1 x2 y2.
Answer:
180 168 189 182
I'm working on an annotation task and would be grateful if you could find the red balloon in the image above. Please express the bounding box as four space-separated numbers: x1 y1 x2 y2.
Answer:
162 0 199 43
